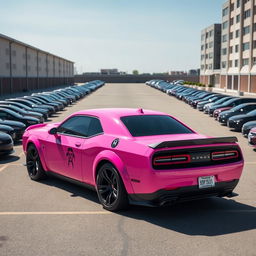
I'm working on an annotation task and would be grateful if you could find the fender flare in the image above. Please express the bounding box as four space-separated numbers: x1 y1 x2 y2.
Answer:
93 150 134 194
25 136 48 171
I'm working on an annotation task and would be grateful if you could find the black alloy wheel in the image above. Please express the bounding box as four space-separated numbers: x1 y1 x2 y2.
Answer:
26 144 46 181
96 163 128 211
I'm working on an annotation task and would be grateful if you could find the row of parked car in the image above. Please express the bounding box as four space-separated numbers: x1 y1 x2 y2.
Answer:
0 80 105 156
146 79 256 149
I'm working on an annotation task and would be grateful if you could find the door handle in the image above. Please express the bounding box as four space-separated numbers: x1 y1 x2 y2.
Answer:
75 142 81 147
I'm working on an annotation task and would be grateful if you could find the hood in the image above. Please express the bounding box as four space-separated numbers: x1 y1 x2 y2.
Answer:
0 119 26 128
25 122 59 132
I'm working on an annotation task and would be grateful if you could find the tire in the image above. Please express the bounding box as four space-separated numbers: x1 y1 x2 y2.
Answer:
96 163 129 211
26 144 47 181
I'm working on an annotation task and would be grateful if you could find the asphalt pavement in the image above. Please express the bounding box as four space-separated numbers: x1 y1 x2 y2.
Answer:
0 83 255 256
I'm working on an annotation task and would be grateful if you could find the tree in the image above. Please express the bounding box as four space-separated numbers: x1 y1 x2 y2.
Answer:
132 70 139 75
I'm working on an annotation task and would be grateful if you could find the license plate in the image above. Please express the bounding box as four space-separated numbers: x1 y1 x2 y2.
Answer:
198 176 215 189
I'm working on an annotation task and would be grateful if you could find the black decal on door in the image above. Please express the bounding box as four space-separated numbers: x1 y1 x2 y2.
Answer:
66 147 75 167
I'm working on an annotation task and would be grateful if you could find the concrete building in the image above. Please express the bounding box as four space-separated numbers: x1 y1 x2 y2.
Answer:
201 0 256 94
0 33 74 95
200 24 221 86
219 0 256 93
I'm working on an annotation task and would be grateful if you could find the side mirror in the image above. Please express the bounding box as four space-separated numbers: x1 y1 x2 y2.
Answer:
49 127 57 135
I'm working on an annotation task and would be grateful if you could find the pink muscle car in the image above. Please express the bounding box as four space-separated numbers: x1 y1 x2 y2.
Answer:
22 108 244 211
214 107 232 120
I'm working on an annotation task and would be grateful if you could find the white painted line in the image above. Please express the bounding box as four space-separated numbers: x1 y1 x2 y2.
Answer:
0 211 112 216
245 162 256 164
0 166 7 173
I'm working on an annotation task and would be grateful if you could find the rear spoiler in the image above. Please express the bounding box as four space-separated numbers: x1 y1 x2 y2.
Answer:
149 136 238 149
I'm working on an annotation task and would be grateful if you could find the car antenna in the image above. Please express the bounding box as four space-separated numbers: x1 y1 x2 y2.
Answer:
138 108 144 114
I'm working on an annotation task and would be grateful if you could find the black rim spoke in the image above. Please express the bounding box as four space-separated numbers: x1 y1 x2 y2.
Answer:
27 148 39 177
98 167 119 207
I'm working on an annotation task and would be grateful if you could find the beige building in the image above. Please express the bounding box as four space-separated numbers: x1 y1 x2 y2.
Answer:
0 33 74 95
201 0 256 94
200 24 221 86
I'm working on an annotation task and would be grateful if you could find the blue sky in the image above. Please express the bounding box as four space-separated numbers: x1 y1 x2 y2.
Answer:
1 0 224 73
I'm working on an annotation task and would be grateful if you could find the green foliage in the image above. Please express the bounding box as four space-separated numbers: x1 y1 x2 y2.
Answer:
132 70 139 75
184 81 212 87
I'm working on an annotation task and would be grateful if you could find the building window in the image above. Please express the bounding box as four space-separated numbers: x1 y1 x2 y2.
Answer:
237 0 240 8
5 48 9 56
209 42 213 48
222 48 227 55
235 30 240 38
205 54 208 59
209 52 213 59
230 17 234 26
229 60 233 67
243 0 250 4
6 63 10 69
222 21 228 29
242 58 249 66
201 34 205 41
222 62 227 68
236 14 240 23
242 42 250 51
244 10 251 19
235 60 239 67
229 46 233 53
230 3 234 12
12 50 16 57
253 40 256 48
235 44 239 52
230 32 233 40
243 25 250 35
209 30 213 37
223 7 228 17
252 57 256 65
222 34 228 42
205 43 208 49
201 45 204 50
209 64 213 69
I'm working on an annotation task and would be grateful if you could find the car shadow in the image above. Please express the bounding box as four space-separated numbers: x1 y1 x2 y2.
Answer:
118 197 256 236
0 155 20 164
40 177 256 236
40 177 99 204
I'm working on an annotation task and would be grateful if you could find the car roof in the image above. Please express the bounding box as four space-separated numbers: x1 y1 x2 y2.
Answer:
73 108 166 119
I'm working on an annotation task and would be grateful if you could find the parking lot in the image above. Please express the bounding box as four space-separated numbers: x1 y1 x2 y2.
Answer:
0 83 255 256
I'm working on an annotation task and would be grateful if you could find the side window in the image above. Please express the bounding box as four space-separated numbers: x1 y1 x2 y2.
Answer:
58 115 103 137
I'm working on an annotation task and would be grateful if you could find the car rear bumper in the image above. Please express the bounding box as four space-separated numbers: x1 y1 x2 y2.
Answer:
129 179 239 207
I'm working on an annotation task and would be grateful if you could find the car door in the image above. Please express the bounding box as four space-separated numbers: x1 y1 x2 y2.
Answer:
44 115 92 181
44 115 103 181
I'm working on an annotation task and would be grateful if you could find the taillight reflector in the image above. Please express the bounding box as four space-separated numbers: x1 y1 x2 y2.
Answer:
211 150 238 161
153 154 191 166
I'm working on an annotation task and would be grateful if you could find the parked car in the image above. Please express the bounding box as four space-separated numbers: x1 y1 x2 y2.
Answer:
0 132 13 156
218 103 256 125
208 98 256 116
242 121 256 137
0 119 26 140
248 127 256 147
0 108 40 127
228 109 256 131
0 104 44 122
0 124 16 141
23 108 244 211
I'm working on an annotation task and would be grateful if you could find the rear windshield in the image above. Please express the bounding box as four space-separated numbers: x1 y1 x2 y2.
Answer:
121 115 194 137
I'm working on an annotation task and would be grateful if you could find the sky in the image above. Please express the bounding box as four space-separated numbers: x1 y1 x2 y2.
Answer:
1 0 224 74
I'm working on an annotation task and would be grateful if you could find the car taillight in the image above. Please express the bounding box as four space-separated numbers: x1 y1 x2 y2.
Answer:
211 150 238 161
153 154 191 166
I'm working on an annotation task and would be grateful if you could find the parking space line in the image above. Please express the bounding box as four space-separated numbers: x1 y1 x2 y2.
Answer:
0 211 112 216
0 163 24 173
245 162 256 164
0 166 7 173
